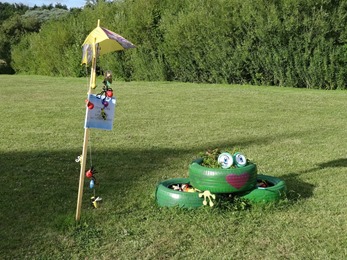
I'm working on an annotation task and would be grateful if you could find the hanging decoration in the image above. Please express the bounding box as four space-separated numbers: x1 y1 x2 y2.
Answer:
85 166 103 208
84 81 116 130
95 71 114 121
75 19 135 221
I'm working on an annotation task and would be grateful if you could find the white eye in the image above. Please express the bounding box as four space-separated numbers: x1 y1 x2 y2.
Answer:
234 153 247 167
218 152 234 168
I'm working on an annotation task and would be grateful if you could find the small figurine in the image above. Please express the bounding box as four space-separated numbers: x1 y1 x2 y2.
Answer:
103 70 113 86
86 166 97 178
101 108 107 120
198 190 216 207
86 100 94 110
91 196 102 208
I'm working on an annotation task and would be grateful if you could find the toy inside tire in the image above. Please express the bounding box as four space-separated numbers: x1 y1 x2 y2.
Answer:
238 174 286 203
155 178 204 208
188 158 257 193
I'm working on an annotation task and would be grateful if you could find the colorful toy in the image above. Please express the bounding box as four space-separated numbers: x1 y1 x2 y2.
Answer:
89 179 95 189
170 183 196 192
94 71 114 120
85 166 97 178
91 196 102 208
86 100 94 110
198 190 216 207
106 90 113 97
75 155 83 165
102 100 109 107
100 108 107 120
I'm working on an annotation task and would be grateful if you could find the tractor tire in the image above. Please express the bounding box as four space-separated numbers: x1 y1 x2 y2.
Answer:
188 158 257 194
155 178 204 208
239 174 286 203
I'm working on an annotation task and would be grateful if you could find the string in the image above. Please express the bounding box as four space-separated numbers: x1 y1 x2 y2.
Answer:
84 64 93 168
84 58 98 206
84 64 89 93
89 131 93 167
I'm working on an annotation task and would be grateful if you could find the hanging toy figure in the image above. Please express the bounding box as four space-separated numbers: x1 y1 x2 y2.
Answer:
101 108 107 120
96 71 114 99
85 166 102 208
89 178 95 189
86 167 97 189
95 70 114 121
103 70 113 88
91 196 102 208
102 99 109 107
86 99 94 110
85 166 97 178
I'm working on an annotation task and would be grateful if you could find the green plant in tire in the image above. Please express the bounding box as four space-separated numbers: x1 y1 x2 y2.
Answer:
199 148 222 168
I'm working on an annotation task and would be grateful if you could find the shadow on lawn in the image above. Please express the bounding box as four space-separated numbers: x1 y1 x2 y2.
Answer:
298 158 347 175
280 157 347 201
280 173 315 200
0 130 318 255
316 158 347 168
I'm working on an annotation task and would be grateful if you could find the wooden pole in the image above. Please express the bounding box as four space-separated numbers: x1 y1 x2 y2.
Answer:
76 31 98 221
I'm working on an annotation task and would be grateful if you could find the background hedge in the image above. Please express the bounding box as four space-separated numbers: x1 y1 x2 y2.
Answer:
7 0 347 89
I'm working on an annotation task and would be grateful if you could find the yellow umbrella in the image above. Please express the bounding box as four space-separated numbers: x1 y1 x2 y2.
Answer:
81 21 136 65
76 20 135 221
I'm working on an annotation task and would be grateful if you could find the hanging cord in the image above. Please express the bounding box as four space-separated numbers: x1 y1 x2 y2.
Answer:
84 63 93 168
89 131 93 168
85 65 90 93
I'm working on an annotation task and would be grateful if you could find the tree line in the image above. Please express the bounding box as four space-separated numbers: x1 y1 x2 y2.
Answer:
2 0 347 89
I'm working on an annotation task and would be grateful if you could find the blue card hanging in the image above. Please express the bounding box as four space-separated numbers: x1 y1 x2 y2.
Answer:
84 93 116 130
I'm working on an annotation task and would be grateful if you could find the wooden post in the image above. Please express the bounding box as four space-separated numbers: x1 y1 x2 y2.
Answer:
76 32 98 221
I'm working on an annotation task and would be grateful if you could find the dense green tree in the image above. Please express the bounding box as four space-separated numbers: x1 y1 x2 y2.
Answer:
7 0 347 89
0 2 29 22
0 2 70 73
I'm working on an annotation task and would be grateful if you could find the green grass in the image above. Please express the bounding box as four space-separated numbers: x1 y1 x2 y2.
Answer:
0 75 346 259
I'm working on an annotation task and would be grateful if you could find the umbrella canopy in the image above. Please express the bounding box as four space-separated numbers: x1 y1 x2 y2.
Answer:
82 25 136 64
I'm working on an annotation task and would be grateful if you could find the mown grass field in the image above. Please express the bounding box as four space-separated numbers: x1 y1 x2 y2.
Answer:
0 75 346 259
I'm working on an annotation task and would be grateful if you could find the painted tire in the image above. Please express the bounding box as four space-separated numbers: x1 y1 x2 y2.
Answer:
188 158 257 193
155 178 204 208
239 174 286 203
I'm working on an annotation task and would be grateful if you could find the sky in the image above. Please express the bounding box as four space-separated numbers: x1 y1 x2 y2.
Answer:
2 0 86 9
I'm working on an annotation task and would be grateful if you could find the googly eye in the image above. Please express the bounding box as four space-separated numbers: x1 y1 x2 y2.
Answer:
218 152 234 169
234 152 247 167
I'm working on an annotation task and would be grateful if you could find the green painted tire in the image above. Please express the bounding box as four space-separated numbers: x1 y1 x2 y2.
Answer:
239 174 286 203
188 158 257 193
155 178 204 208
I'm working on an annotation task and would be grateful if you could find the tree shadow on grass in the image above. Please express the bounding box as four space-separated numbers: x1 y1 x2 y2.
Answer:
316 158 347 168
279 157 347 201
0 129 317 256
279 173 315 200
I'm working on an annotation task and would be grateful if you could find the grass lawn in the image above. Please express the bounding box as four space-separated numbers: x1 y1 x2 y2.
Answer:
0 75 346 259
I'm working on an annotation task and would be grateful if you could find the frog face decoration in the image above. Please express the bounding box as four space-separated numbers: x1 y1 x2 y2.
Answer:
218 152 247 168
